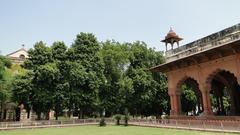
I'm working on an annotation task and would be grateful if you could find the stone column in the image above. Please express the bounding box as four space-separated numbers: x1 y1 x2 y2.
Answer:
200 96 203 112
20 109 27 121
169 94 175 115
201 90 213 116
175 93 181 115
201 85 213 116
171 92 181 116
229 86 236 115
169 90 181 116
165 43 168 52
236 55 240 85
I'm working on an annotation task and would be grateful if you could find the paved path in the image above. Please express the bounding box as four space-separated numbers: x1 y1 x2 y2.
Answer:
0 123 98 130
1 120 240 134
129 122 240 134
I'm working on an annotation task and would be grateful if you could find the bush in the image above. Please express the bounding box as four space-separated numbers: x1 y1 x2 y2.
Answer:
113 114 122 125
99 117 106 127
123 115 129 126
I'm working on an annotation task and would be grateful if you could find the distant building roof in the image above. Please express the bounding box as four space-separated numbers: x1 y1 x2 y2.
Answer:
6 45 28 64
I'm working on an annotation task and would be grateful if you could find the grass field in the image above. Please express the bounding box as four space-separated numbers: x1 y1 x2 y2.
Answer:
0 125 236 135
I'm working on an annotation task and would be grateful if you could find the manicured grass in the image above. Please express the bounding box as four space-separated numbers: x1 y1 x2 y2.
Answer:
0 125 236 135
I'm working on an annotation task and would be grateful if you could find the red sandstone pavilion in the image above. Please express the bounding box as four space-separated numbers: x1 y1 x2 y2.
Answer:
150 23 240 119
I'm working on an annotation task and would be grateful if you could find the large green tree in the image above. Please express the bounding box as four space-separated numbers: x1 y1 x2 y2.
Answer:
23 41 58 119
51 42 69 120
125 41 168 117
98 41 131 115
12 72 33 120
12 34 169 120
181 85 198 115
24 41 53 70
68 33 105 118
0 55 12 118
21 41 70 120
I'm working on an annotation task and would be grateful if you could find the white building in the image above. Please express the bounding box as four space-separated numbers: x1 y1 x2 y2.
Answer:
6 45 28 64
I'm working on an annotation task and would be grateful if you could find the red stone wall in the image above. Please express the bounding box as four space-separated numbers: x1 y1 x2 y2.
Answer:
167 53 240 116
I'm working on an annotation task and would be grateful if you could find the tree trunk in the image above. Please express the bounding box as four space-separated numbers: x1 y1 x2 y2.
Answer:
81 109 84 119
45 111 50 120
55 112 58 120
37 112 41 120
15 108 21 121
78 109 82 119
27 109 30 119
67 108 73 118
55 109 58 120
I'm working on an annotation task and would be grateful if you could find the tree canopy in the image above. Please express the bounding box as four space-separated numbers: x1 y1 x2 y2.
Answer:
0 55 12 115
9 33 168 120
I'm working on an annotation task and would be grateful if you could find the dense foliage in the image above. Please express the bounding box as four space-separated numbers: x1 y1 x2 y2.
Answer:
0 56 12 115
8 33 169 120
181 85 198 115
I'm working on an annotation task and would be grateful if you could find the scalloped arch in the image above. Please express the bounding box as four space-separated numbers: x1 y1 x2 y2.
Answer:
205 68 238 90
176 76 200 93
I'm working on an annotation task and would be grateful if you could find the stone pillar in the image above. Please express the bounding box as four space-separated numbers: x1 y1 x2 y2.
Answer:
174 93 181 115
201 89 213 116
169 94 175 115
169 91 181 116
165 43 168 52
200 96 203 112
236 55 240 85
20 109 28 121
229 86 236 115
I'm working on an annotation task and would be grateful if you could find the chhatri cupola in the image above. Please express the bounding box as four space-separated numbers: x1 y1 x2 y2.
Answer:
161 28 183 51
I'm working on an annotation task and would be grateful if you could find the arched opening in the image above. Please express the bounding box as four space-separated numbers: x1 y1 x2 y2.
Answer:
177 77 203 116
19 54 25 60
209 70 240 116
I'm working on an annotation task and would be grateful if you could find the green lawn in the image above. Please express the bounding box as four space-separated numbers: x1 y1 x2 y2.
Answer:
0 125 236 135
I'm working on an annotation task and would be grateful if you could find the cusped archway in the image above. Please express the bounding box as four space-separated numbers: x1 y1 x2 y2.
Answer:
206 69 240 116
176 76 203 115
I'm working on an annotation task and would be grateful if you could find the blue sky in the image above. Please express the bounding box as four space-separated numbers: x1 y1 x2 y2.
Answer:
0 0 239 55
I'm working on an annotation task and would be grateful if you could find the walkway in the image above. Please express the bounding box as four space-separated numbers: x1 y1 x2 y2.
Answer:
0 119 240 133
129 119 240 133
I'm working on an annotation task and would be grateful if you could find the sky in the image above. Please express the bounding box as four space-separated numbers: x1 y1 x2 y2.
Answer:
0 0 239 55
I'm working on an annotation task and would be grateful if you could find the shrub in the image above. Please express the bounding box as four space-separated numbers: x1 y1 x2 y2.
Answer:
99 117 106 127
113 114 122 125
123 115 129 126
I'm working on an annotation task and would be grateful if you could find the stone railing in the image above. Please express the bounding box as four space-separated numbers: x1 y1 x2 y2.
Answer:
1 118 240 133
0 118 115 130
130 118 240 133
165 23 240 62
